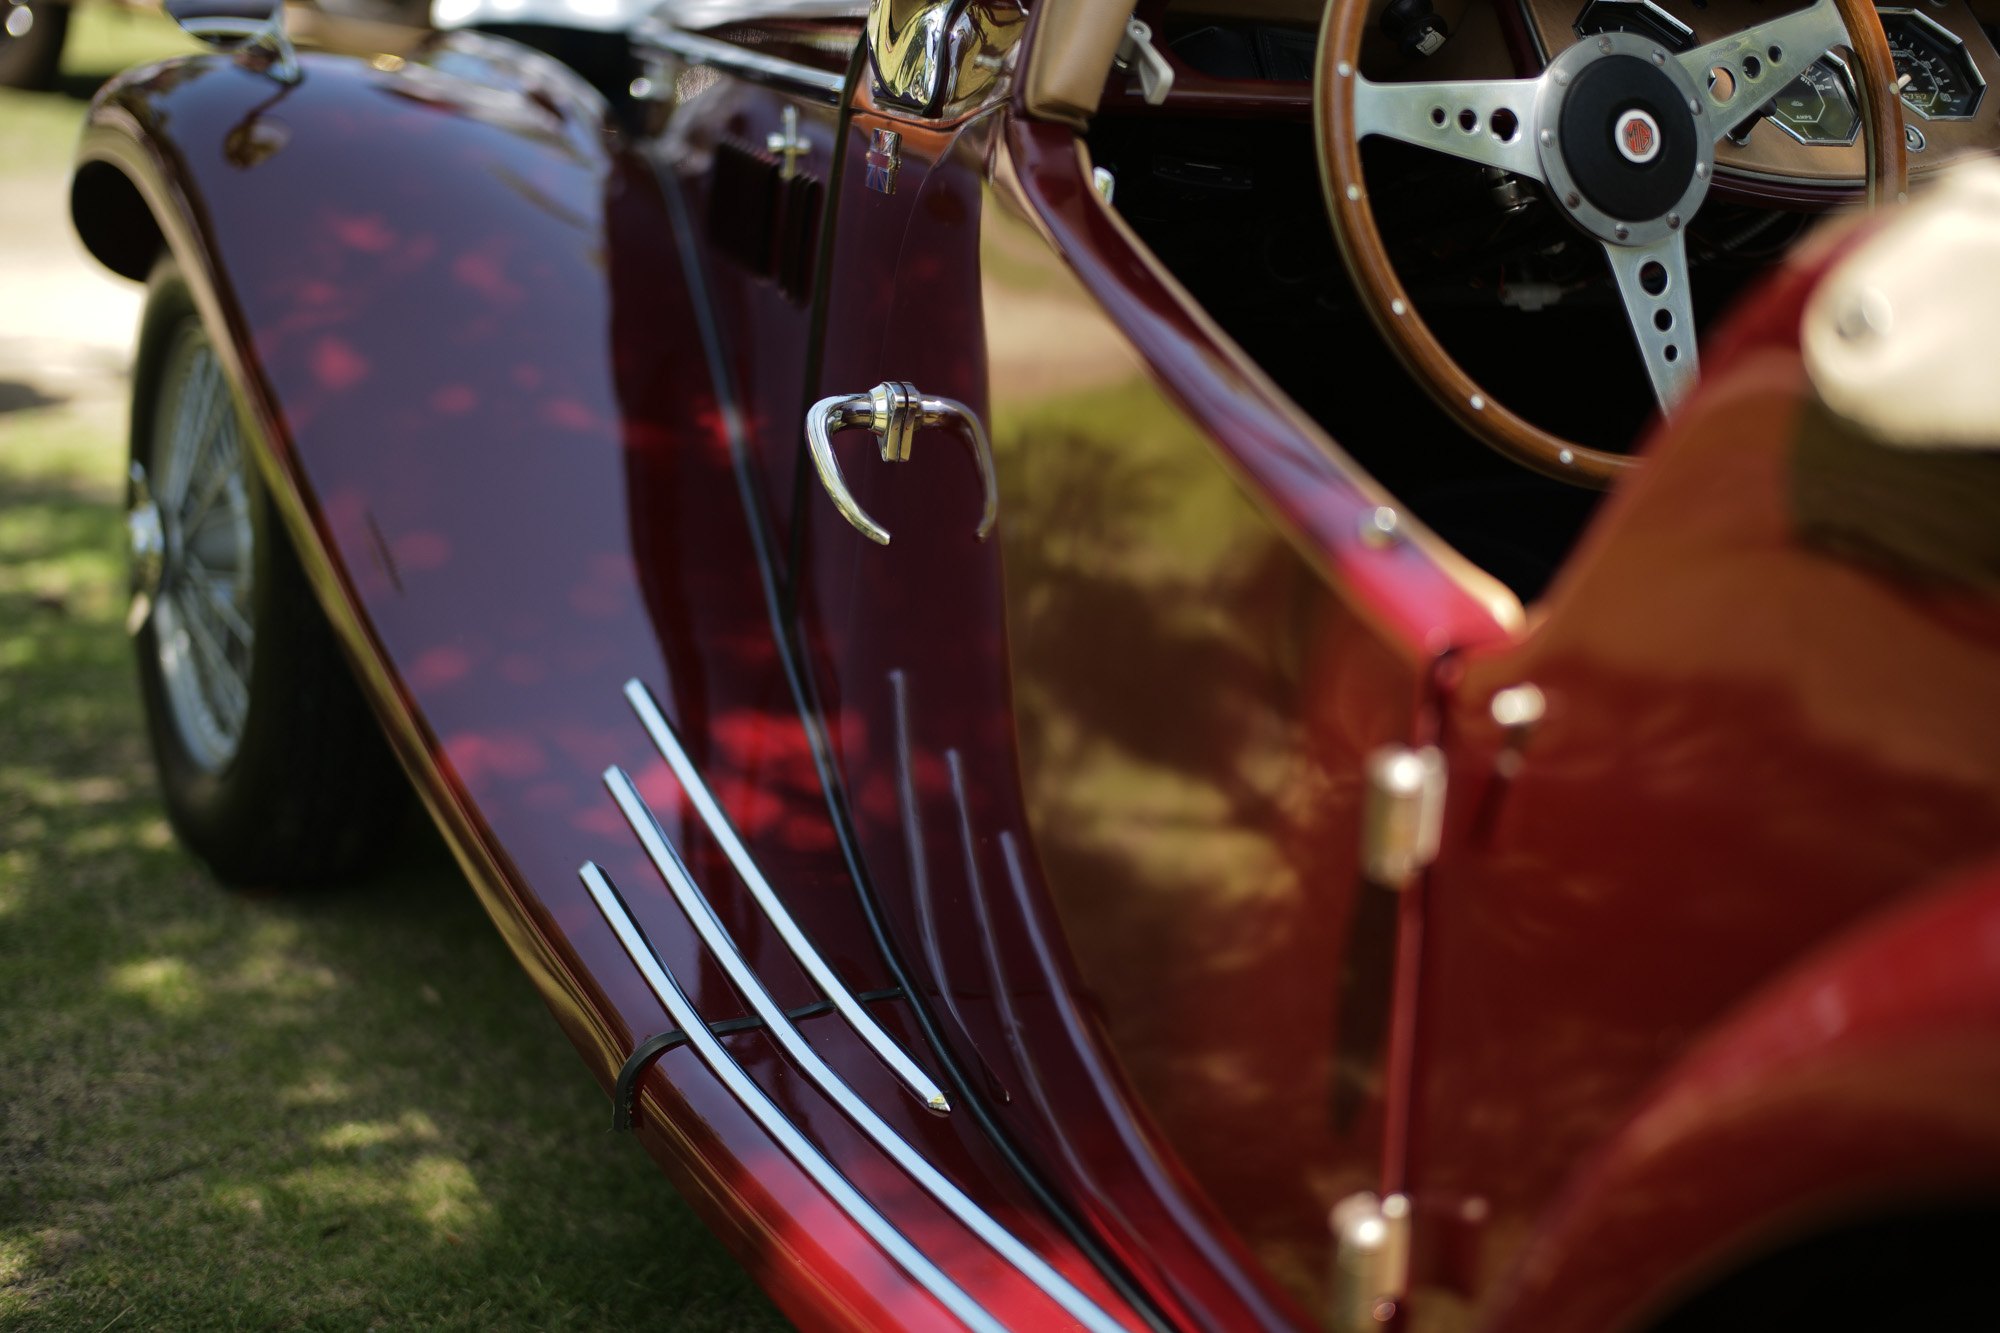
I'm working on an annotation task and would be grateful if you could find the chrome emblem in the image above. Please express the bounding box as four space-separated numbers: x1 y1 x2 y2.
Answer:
1615 109 1662 164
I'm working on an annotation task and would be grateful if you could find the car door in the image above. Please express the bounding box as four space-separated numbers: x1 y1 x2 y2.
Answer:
785 6 1527 1314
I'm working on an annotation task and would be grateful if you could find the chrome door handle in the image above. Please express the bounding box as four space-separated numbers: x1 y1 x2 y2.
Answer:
805 381 998 546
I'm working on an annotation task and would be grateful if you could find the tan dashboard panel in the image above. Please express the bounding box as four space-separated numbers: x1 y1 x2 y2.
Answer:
1516 0 2000 186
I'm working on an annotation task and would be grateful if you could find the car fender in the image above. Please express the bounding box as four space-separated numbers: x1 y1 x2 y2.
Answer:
1482 852 2000 1333
71 33 629 1056
67 41 961 1333
68 43 1230 1333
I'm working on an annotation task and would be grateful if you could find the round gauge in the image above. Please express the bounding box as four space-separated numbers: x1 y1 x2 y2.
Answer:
1766 54 1860 143
1879 8 1986 120
1570 0 1695 51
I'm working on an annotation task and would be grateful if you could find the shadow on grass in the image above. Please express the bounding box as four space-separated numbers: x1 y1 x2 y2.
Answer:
0 383 67 415
0 416 791 1329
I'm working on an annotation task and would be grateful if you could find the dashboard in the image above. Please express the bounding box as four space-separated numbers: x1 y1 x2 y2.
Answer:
1519 0 2000 187
1156 0 1998 194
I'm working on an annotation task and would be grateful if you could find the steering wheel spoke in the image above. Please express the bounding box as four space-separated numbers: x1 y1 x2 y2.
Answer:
1677 0 1848 141
1320 0 1899 485
1602 232 1699 411
1352 76 1545 177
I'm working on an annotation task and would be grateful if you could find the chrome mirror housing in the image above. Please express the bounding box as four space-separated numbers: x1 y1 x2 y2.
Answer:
163 0 301 82
867 0 1022 117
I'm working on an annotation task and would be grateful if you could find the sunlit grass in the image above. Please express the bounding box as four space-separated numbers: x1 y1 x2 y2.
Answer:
61 1 205 80
0 19 793 1325
0 400 797 1330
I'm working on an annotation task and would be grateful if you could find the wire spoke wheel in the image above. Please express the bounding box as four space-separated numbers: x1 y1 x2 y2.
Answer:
129 261 407 886
146 325 256 774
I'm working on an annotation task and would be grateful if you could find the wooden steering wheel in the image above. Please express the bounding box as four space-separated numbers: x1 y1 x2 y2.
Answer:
1314 0 1907 485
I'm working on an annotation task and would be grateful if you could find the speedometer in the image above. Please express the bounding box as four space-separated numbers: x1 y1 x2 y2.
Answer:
1878 8 1985 120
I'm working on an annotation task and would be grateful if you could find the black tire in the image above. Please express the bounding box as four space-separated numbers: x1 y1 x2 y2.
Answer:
0 0 68 91
130 258 407 886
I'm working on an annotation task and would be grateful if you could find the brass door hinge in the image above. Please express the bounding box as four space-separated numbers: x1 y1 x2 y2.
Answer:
1362 745 1445 889
1330 1190 1412 1330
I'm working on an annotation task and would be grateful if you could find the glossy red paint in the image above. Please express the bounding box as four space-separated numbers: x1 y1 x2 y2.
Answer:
976 113 1419 1313
789 94 1316 1330
1416 271 2000 1322
1484 853 2000 1333
1005 117 1519 665
673 74 844 541
70 19 2000 1333
76 44 1170 1333
675 67 1325 1326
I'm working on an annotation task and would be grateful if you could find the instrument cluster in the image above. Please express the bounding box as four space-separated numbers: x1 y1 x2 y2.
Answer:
1517 0 2000 188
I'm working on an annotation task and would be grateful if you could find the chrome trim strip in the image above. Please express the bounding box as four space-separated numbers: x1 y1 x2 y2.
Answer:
577 862 1006 1333
633 21 849 102
647 144 1181 1333
895 672 978 1044
622 677 951 1113
953 751 1115 1207
600 766 1135 1333
999 833 1261 1318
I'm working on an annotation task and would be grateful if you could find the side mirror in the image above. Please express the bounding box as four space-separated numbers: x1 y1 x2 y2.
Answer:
868 0 1024 118
163 0 300 82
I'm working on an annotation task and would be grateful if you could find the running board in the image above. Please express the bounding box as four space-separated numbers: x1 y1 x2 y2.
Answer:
620 677 950 1113
578 862 1008 1333
583 697 1137 1333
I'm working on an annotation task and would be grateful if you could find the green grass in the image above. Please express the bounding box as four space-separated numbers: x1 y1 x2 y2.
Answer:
60 2 205 81
0 10 793 1330
0 373 794 1333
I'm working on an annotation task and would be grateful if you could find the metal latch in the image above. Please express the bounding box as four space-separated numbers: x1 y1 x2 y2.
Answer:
1115 16 1175 105
1330 1191 1412 1331
1362 745 1445 888
805 381 999 546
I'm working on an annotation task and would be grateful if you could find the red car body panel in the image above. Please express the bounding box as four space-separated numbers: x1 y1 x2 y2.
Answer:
72 40 1297 1333
67 18 2000 1333
1488 852 2000 1333
76 50 994 1333
1425 300 2000 1320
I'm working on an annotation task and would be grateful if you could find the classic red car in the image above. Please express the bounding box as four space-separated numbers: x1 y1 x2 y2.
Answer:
68 0 2000 1323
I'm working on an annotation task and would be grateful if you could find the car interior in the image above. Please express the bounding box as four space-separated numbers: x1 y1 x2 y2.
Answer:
1075 0 1998 600
366 0 2000 604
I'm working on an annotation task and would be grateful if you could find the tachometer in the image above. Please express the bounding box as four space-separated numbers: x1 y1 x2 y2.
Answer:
1879 8 1985 120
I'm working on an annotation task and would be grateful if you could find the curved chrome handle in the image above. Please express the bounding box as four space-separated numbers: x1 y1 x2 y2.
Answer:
805 381 998 547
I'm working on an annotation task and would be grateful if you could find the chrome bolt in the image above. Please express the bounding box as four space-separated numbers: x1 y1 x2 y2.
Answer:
1491 682 1547 727
1614 224 1629 239
1565 190 1580 208
1667 212 1681 229
1359 505 1403 547
1835 286 1893 340
1695 162 1709 178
